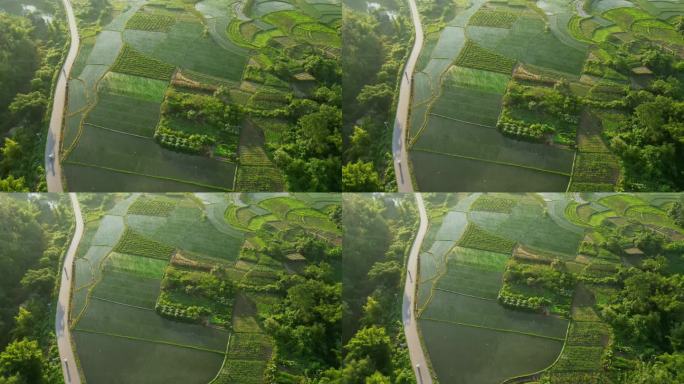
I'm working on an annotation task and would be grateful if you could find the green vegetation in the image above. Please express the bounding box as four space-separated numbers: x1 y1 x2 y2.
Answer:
125 12 175 32
110 45 175 81
455 40 516 74
127 195 175 216
62 0 341 191
457 223 517 254
336 194 416 382
70 193 342 383
0 194 73 383
98 72 169 103
412 192 684 383
113 228 175 260
468 9 518 28
471 194 517 213
0 2 68 191
342 0 412 191
401 0 684 191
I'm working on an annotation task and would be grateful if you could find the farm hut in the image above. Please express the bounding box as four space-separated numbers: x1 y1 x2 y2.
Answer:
623 247 644 256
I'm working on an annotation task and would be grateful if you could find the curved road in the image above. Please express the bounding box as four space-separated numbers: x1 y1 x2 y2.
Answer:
403 193 432 384
392 0 423 192
46 0 80 192
56 193 83 384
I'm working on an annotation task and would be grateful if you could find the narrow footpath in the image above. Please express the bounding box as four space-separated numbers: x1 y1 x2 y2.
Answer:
46 0 80 192
403 193 433 383
55 193 83 384
392 0 424 192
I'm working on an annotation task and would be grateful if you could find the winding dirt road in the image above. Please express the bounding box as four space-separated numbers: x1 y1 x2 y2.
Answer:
403 193 433 384
46 0 79 192
55 193 83 384
392 0 423 192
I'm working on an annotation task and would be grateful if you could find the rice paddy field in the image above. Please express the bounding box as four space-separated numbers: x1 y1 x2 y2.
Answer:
416 192 684 383
62 0 340 191
69 192 341 383
407 0 683 191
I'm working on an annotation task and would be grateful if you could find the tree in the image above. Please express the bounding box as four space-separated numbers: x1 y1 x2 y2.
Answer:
356 84 393 114
8 92 47 122
366 371 392 384
343 161 382 192
10 308 35 340
626 353 684 384
367 261 401 290
345 326 393 376
0 339 44 383
0 139 23 175
20 268 55 297
0 176 27 192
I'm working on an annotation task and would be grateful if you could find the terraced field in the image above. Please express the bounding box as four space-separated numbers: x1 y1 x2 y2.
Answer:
416 192 684 383
62 0 340 191
407 0 683 191
69 193 341 383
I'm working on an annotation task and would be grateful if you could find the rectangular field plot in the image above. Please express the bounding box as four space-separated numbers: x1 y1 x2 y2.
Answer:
227 333 273 360
85 91 162 137
429 86 503 127
469 204 583 257
91 215 125 246
457 223 516 254
430 26 466 60
419 319 563 384
434 211 469 240
410 150 570 191
435 262 504 299
63 163 213 191
467 17 587 74
99 72 169 102
126 206 243 260
214 359 267 384
446 66 510 94
65 126 236 190
449 246 510 270
104 252 168 278
86 30 123 66
124 21 248 81
91 271 162 309
75 299 229 351
73 331 224 384
421 291 568 339
413 115 575 174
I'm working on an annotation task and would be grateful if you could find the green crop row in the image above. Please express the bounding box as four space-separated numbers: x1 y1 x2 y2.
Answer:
114 228 175 260
126 12 176 32
455 41 516 74
227 333 273 360
457 224 516 254
128 197 176 216
571 152 620 186
111 45 176 81
567 321 610 346
469 9 518 28
471 195 518 213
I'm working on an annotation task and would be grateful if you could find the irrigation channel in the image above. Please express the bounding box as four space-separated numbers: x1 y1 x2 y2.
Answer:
46 0 79 192
403 193 433 383
392 0 423 192
56 194 83 384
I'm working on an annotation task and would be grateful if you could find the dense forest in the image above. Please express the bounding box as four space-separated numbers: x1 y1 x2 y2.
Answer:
0 1 68 191
0 194 73 383
342 0 412 191
329 194 416 382
593 44 684 191
262 236 343 381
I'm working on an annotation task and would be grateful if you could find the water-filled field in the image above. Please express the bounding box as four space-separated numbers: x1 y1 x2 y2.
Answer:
69 193 341 383
417 193 684 383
